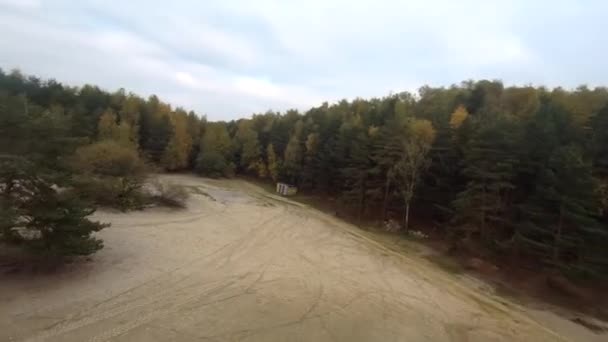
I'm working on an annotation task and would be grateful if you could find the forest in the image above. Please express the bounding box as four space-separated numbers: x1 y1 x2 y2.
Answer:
1 68 607 280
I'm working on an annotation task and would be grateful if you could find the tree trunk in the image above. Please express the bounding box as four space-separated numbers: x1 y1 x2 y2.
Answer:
554 203 564 264
511 232 521 266
382 175 391 221
404 202 410 232
358 182 365 224
480 182 486 240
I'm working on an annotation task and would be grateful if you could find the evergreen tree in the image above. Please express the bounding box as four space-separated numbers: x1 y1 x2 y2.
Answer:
591 105 608 223
518 145 607 276
282 122 304 184
452 116 521 242
300 132 320 190
266 144 280 182
139 96 172 162
0 156 107 256
196 122 234 177
4 70 608 278
370 118 406 220
234 120 261 172
338 118 373 220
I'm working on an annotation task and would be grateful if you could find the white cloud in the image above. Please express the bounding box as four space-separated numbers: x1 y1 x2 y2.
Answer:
189 23 259 67
0 0 40 9
0 0 606 119
234 77 281 98
175 72 199 88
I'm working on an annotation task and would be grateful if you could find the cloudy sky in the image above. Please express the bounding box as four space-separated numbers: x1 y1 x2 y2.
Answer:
1 0 606 120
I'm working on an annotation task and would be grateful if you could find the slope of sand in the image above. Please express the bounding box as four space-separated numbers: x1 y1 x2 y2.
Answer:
0 175 597 341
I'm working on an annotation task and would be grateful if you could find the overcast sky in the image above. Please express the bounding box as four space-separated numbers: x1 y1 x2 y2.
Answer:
1 0 607 120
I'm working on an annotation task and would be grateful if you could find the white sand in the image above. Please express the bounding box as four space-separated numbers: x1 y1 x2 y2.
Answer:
0 175 597 341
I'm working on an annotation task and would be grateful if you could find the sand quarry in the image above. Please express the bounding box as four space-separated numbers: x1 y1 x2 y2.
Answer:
0 175 603 341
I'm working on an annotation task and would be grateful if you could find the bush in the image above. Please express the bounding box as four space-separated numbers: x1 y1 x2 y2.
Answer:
195 151 234 178
72 176 147 210
148 181 190 208
70 140 148 210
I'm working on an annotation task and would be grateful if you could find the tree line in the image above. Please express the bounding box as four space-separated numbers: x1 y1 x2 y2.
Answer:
1 69 607 278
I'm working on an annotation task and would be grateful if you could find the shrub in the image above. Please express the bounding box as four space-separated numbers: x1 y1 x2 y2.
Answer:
72 176 147 210
195 151 234 178
70 141 148 210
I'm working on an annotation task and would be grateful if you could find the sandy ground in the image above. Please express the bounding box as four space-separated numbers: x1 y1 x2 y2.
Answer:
0 175 602 341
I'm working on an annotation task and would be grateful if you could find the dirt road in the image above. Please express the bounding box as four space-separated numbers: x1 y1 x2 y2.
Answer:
0 175 591 341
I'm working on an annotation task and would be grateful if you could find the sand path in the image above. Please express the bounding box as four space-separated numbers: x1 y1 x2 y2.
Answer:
0 175 594 341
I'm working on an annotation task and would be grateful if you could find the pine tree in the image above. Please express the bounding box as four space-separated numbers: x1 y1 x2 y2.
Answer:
282 134 303 184
300 132 320 190
200 122 232 157
139 97 172 162
196 122 234 177
518 145 607 276
591 105 608 223
266 144 280 182
0 156 107 256
234 120 261 172
419 104 472 226
452 116 521 242
370 118 406 220
339 119 373 220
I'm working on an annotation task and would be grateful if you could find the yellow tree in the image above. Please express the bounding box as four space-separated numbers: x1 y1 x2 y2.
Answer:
97 110 118 140
119 95 141 147
394 119 436 230
162 110 193 171
450 105 469 129
97 109 133 146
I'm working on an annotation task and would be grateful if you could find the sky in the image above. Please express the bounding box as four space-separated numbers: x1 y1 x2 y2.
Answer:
1 0 607 120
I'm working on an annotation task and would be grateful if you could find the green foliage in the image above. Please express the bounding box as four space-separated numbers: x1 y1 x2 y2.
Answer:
266 144 280 182
0 90 105 258
234 120 261 172
592 105 608 223
338 117 373 219
394 119 436 230
518 145 607 276
452 116 521 241
282 132 303 183
3 69 608 278
200 122 232 157
0 156 107 257
195 150 234 178
195 122 234 177
139 96 173 162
